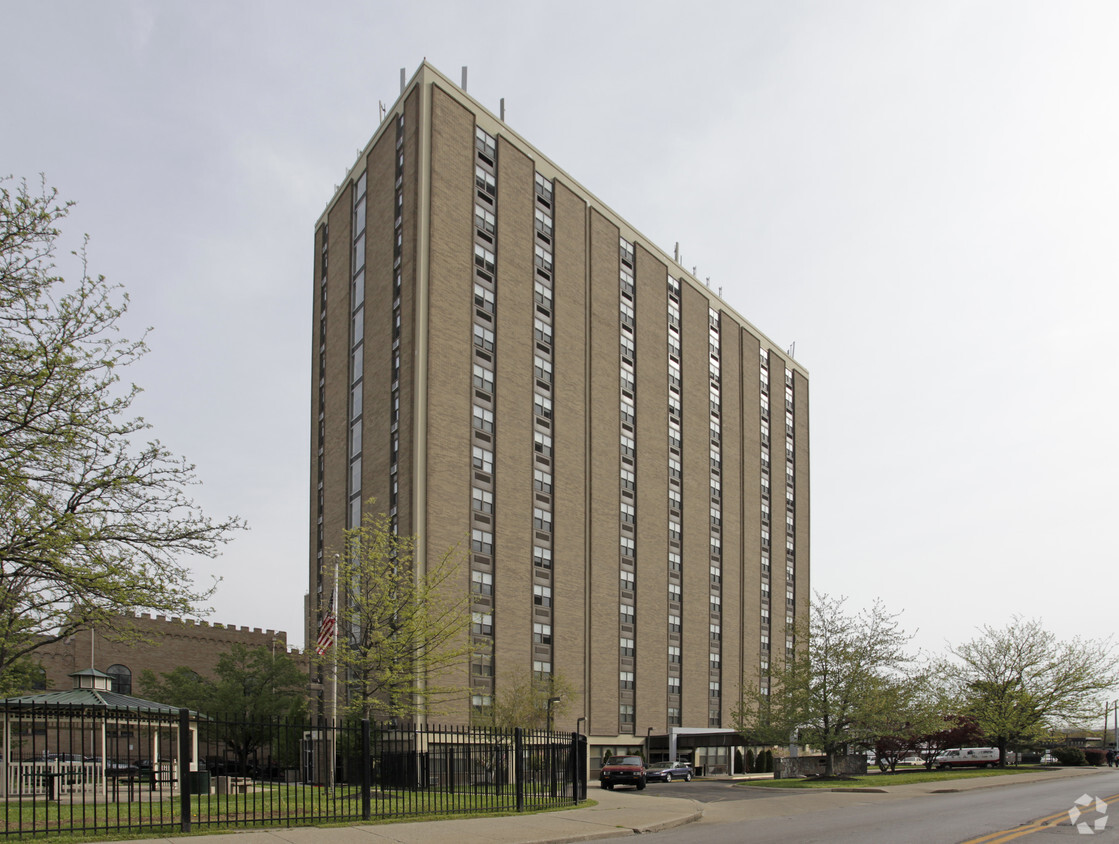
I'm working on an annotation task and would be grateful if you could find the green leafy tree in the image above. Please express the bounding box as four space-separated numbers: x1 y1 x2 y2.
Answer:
0 177 242 687
140 643 307 771
321 508 475 720
489 671 575 730
733 593 916 776
945 617 1119 766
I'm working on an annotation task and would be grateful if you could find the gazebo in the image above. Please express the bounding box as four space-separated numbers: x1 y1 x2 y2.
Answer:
0 668 203 799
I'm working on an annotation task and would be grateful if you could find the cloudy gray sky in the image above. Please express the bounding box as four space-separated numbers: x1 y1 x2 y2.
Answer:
3 1 1116 661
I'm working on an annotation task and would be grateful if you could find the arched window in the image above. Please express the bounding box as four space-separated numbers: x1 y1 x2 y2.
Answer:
106 664 131 695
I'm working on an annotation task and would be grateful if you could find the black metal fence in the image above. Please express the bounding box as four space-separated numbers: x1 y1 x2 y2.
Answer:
0 705 587 838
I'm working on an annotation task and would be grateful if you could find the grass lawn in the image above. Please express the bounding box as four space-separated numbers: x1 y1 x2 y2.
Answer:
1 785 592 842
742 766 1053 789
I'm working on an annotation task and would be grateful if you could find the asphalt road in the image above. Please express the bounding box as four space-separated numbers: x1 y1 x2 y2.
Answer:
606 771 1119 843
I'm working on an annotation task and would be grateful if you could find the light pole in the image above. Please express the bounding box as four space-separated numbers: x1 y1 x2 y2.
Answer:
547 697 561 733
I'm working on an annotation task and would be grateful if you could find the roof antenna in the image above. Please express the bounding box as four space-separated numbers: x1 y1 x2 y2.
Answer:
400 68 405 94
674 242 679 262
787 342 796 359
500 98 505 121
461 66 468 91
718 286 723 297
379 100 386 122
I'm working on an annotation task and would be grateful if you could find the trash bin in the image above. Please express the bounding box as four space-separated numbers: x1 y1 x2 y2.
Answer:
188 771 211 794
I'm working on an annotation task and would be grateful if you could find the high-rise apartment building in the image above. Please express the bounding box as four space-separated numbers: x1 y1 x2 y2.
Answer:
308 62 809 769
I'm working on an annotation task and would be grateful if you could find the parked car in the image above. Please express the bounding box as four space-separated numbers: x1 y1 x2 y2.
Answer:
599 755 646 790
645 760 693 783
1040 752 1057 765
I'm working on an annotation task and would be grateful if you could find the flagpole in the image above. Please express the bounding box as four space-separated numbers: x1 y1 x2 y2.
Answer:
330 553 339 793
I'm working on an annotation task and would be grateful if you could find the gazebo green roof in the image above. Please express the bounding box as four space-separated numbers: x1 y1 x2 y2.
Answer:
0 668 201 718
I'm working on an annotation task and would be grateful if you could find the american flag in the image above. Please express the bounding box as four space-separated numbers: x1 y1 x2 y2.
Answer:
315 596 336 656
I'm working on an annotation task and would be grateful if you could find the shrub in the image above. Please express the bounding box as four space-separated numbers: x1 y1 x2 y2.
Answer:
1053 747 1087 766
744 749 755 773
1083 748 1106 766
734 748 744 773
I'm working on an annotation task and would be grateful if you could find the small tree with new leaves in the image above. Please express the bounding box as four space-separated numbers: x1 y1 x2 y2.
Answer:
733 593 917 777
323 508 475 720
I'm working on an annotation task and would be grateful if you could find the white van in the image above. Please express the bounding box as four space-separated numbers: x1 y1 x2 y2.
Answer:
934 747 1013 769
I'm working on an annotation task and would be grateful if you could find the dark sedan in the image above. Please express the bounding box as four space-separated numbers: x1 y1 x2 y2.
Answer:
599 755 646 790
645 760 693 783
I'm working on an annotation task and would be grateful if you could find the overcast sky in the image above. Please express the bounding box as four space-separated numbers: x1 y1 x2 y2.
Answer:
3 2 1116 665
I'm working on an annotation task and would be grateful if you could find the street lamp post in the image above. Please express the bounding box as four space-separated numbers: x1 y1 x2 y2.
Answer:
546 697 561 733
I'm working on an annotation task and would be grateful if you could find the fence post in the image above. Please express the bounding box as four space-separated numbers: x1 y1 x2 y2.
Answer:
578 734 588 800
361 719 371 821
178 708 192 833
514 728 524 812
570 732 578 803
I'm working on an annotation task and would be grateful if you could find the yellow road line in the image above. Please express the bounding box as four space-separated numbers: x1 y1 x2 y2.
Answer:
960 793 1119 843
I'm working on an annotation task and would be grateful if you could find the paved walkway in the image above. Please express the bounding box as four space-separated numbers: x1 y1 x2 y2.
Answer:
84 767 1107 844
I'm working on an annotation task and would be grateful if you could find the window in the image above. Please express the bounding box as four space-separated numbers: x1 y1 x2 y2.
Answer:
472 446 493 473
668 552 681 572
668 707 681 726
533 660 552 679
472 654 494 677
709 681 721 699
534 208 553 238
475 126 496 159
710 565 721 584
475 166 496 197
668 301 680 327
534 244 553 273
475 204 496 235
620 398 634 424
668 583 681 603
534 317 552 346
620 300 634 327
620 435 635 459
474 283 495 313
668 676 681 695
668 421 681 449
472 611 493 636
533 507 552 532
621 468 636 491
668 521 681 542
620 704 634 726
620 637 635 657
710 623 721 642
620 671 635 690
711 477 721 501
534 468 552 493
669 458 682 480
620 365 635 394
473 404 494 433
472 487 493 513
533 545 552 569
534 280 552 310
620 502 635 524
620 268 634 298
533 622 552 645
620 604 635 624
472 570 493 595
620 333 634 359
710 652 721 670
668 614 681 633
668 488 681 511
534 355 552 383
471 529 493 555
620 570 635 592
534 584 552 606
619 237 634 265
473 323 495 351
787 588 796 608
474 244 496 274
472 694 493 714
710 505 721 527
535 172 553 204
711 595 721 614
668 645 681 664
106 664 131 695
620 536 635 557
534 431 552 457
668 361 681 389
534 392 552 420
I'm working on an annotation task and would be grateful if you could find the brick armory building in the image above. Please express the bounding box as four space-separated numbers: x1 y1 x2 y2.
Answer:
36 614 291 697
308 62 809 769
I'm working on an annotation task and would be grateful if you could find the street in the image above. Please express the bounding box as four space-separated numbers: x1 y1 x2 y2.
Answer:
605 770 1119 842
